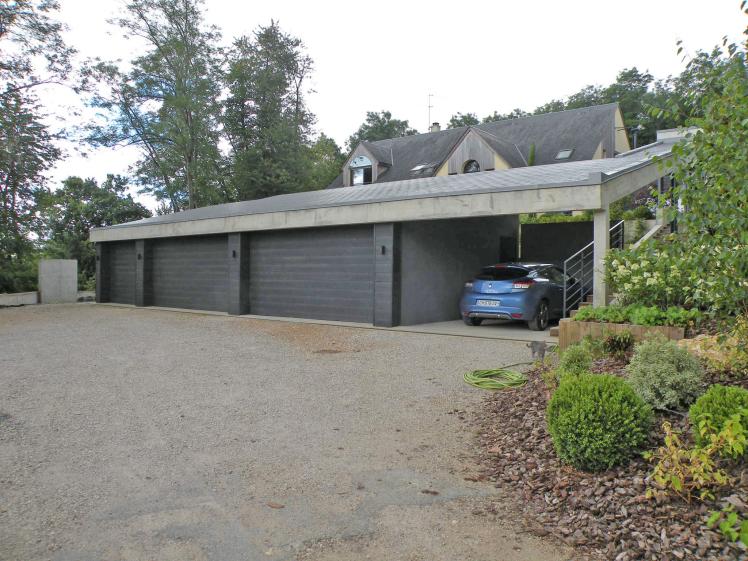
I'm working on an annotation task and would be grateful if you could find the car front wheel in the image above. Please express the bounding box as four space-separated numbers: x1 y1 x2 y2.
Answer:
463 316 483 326
528 300 549 331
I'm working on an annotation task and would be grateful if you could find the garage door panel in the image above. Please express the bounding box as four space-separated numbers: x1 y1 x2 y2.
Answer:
108 241 135 304
150 236 228 312
250 226 374 323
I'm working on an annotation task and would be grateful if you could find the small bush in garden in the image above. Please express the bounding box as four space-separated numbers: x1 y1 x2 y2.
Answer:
602 330 634 358
690 384 748 456
644 421 729 503
626 337 704 410
707 506 748 545
547 374 652 471
557 344 592 377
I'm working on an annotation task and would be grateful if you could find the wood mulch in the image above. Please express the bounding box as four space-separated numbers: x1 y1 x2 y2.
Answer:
469 363 748 561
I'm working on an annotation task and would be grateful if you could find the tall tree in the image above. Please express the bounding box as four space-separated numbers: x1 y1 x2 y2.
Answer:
305 134 344 189
223 21 315 200
346 111 417 152
0 91 60 257
0 0 74 97
0 0 72 291
86 0 225 211
447 112 479 128
38 175 151 286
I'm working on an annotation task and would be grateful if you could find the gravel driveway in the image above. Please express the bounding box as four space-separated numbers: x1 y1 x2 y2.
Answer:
0 304 568 561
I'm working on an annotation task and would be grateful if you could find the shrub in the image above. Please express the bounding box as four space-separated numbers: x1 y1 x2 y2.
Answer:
557 343 592 377
626 337 704 410
547 374 652 471
573 304 703 328
645 421 729 503
603 330 634 357
690 384 748 455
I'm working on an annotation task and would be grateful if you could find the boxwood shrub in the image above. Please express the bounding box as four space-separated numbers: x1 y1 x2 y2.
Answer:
690 384 748 455
547 374 653 471
626 337 705 410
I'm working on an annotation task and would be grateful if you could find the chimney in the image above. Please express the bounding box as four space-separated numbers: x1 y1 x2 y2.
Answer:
430 122 441 133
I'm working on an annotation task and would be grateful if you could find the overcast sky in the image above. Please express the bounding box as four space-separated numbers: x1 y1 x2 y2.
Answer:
47 0 744 205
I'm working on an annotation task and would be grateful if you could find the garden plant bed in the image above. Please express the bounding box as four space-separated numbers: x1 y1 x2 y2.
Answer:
471 365 747 561
559 318 684 350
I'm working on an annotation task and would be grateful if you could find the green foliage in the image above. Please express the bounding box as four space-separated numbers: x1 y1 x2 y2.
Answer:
626 337 704 411
602 330 634 357
482 108 530 123
547 374 652 471
621 205 655 220
86 0 226 211
609 36 748 315
644 421 729 503
446 112 479 129
520 212 592 224
690 384 748 454
36 176 150 288
557 344 592 377
573 304 703 328
346 110 417 152
707 506 748 545
223 21 317 201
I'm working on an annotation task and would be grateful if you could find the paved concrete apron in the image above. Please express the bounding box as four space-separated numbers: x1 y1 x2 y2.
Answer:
0 304 568 561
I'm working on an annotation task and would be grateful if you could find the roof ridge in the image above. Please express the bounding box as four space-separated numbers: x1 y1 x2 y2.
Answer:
478 102 619 127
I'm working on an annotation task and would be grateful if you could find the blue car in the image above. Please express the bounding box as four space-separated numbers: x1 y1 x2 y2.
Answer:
459 263 570 331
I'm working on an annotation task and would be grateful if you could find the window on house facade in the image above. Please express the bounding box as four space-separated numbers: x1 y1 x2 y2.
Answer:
349 155 373 185
555 148 574 160
463 160 480 173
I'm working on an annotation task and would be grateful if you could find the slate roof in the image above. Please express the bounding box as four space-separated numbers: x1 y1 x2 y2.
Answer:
329 103 620 187
95 140 673 234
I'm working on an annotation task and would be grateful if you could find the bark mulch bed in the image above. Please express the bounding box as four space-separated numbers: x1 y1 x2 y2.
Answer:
470 365 748 561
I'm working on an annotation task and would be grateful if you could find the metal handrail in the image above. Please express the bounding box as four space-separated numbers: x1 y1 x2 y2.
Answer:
562 220 624 317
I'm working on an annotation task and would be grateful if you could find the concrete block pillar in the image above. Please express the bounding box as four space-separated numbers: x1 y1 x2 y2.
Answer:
95 243 109 303
134 239 151 307
227 233 250 315
38 259 78 303
373 223 401 327
592 207 610 307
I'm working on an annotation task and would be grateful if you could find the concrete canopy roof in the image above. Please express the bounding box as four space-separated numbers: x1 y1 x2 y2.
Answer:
90 141 675 243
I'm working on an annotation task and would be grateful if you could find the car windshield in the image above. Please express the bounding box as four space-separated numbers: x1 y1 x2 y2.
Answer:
476 266 528 281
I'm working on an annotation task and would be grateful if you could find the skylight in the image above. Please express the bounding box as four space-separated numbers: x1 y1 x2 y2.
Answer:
555 149 574 160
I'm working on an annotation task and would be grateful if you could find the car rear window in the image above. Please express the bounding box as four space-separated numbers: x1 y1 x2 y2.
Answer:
476 267 528 281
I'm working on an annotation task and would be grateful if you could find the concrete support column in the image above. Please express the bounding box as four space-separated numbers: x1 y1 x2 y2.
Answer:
592 207 610 307
134 239 148 307
373 223 401 327
227 233 250 315
95 243 109 303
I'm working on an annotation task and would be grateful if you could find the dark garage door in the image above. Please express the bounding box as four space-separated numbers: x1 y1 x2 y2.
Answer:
250 226 374 322
150 235 228 312
108 241 136 305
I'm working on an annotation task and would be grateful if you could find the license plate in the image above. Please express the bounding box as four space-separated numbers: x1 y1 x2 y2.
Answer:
476 299 500 307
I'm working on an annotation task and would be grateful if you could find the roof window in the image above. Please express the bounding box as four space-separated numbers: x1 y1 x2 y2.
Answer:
555 148 574 160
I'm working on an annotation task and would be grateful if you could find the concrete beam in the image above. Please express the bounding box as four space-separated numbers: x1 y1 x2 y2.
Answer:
592 207 610 307
601 155 673 206
90 184 603 243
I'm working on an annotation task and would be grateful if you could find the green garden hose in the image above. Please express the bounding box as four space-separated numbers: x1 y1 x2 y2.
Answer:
463 363 529 390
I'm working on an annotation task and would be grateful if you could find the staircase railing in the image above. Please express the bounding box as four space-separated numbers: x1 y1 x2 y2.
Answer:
562 220 624 317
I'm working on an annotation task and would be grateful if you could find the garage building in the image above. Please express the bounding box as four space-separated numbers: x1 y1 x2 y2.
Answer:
91 138 676 327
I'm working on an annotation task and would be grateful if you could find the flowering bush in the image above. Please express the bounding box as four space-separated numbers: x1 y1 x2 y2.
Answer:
605 240 748 313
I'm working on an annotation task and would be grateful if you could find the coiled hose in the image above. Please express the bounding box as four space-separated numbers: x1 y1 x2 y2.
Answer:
463 362 529 390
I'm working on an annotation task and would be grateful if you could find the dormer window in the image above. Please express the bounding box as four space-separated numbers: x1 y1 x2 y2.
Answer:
555 148 574 160
350 155 373 185
463 160 480 173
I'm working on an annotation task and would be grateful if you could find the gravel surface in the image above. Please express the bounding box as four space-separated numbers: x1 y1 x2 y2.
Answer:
0 303 569 561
